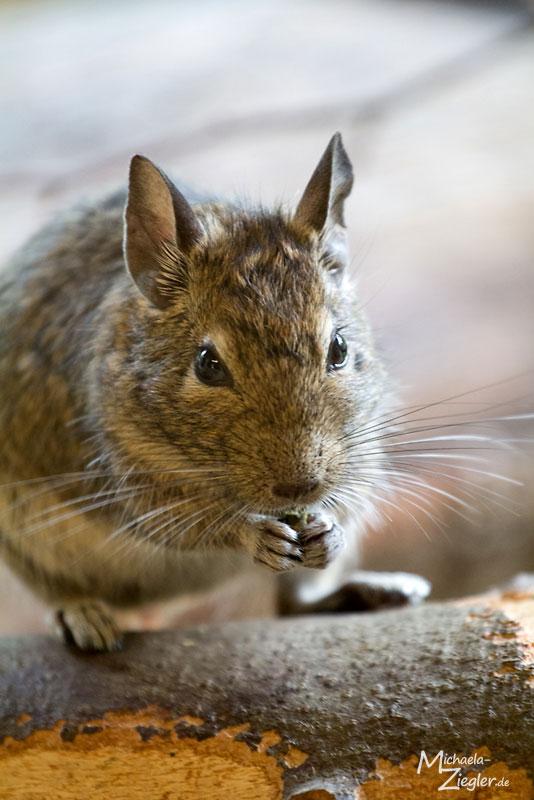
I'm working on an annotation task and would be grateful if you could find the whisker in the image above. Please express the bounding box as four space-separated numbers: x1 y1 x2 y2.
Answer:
370 475 478 522
155 502 222 552
340 484 447 541
341 411 534 447
68 494 209 566
17 475 225 526
345 430 529 452
373 463 522 503
190 503 240 550
378 454 525 482
10 474 226 540
336 485 438 541
343 375 533 442
0 464 227 496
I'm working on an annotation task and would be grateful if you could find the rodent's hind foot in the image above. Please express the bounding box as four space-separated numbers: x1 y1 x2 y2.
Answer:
281 570 431 615
52 599 123 653
336 570 432 611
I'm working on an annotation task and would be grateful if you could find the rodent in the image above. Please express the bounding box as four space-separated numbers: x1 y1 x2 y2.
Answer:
0 133 429 651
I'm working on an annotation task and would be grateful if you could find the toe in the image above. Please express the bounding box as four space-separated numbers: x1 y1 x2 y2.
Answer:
55 602 123 653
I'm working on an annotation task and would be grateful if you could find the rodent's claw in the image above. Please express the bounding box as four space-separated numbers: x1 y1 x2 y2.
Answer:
53 599 123 653
250 519 303 573
248 512 344 573
298 512 344 569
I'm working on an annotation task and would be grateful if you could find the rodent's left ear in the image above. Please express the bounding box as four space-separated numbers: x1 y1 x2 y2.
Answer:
294 132 353 276
124 155 204 308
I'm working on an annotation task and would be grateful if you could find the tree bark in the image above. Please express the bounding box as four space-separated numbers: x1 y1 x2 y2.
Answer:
1 587 534 799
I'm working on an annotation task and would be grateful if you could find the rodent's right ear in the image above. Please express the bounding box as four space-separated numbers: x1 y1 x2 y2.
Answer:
123 155 204 308
294 133 353 276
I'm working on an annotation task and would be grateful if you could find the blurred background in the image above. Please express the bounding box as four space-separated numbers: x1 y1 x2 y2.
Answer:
0 0 533 632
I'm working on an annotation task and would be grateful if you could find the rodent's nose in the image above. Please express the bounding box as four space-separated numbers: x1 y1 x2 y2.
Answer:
271 479 319 502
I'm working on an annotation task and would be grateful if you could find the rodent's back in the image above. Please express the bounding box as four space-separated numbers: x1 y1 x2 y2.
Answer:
0 193 130 480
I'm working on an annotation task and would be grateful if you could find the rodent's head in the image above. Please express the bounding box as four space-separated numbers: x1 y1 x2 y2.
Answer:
115 134 388 518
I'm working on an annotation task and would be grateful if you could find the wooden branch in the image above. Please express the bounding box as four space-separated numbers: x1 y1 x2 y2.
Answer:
1 588 534 799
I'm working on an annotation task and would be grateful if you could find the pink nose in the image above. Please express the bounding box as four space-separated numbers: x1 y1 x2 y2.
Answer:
271 479 319 501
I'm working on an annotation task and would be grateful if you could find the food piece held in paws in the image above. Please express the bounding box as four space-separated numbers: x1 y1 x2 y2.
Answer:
280 507 309 533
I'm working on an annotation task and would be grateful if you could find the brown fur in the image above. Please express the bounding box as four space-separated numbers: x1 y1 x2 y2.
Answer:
0 135 401 650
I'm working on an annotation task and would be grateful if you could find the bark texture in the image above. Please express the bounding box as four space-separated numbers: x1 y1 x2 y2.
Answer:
1 589 534 799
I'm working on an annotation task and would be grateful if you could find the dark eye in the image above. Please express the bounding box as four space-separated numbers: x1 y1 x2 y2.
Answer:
327 332 348 370
195 347 231 387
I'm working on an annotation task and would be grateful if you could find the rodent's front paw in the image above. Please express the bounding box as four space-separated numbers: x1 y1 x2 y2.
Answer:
249 519 304 573
298 512 344 569
53 599 123 653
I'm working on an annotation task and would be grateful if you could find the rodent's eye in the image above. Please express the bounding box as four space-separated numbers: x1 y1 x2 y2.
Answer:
327 332 348 370
195 347 232 387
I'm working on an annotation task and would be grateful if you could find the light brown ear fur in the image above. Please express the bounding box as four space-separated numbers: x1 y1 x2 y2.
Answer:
124 155 203 308
294 132 354 274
